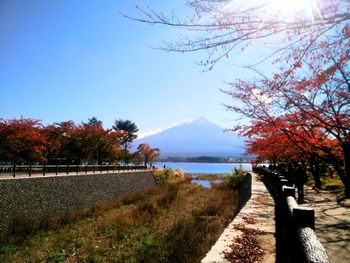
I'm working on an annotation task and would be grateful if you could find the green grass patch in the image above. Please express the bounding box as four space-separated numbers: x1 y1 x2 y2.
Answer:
321 176 345 196
307 175 345 197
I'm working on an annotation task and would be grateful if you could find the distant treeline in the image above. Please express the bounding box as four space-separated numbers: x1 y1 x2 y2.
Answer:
0 117 159 166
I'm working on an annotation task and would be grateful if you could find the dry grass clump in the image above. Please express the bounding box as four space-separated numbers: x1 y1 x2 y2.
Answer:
1 178 238 263
152 167 190 185
192 174 224 180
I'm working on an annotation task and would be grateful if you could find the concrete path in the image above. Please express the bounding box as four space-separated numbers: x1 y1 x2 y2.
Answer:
300 187 350 263
0 169 148 180
202 173 275 263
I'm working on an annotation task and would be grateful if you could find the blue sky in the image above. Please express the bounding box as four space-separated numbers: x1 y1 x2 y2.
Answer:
0 0 264 136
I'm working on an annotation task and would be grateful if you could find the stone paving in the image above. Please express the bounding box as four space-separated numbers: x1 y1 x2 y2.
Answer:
202 173 275 263
300 187 350 263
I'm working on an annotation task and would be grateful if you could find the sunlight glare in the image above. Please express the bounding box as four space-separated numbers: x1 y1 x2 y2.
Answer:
271 0 315 21
276 0 308 12
221 0 316 22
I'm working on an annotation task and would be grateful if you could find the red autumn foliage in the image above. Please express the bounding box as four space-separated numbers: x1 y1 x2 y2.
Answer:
0 118 47 163
0 117 127 165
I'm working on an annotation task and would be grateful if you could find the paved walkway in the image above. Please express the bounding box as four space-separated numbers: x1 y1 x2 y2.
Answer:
202 173 275 263
0 169 148 180
300 187 350 263
201 173 350 263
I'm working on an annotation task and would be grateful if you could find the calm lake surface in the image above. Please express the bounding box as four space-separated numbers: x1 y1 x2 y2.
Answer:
191 179 223 188
156 162 252 174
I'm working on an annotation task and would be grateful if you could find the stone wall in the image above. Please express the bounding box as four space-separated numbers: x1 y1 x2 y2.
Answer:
0 171 156 233
233 172 252 217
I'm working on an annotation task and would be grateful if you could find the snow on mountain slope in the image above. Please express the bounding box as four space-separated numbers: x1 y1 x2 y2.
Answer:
133 117 245 157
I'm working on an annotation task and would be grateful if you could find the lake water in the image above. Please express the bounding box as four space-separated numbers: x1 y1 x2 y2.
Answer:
156 162 252 174
191 179 223 188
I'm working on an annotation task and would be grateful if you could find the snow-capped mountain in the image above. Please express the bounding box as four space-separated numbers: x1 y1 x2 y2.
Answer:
133 117 245 157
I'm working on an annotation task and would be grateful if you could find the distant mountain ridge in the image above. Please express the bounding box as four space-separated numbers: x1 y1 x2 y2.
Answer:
133 117 245 158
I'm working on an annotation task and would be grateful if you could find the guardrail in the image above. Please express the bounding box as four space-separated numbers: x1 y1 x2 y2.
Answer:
253 166 331 263
0 164 147 178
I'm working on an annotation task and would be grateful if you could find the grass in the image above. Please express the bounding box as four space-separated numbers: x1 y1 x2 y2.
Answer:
0 175 238 263
320 176 345 196
191 174 224 180
307 175 345 196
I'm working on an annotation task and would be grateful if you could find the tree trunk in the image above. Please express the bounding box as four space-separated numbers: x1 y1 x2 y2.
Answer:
123 143 127 164
329 157 345 180
342 141 350 197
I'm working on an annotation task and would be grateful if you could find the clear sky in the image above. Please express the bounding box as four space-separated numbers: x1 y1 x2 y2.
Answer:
0 0 263 136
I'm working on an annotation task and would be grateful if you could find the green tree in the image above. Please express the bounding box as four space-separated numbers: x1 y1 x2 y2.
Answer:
112 119 139 164
82 116 103 128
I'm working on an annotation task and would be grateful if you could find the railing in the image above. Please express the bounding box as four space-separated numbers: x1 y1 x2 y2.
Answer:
253 166 331 263
0 164 147 178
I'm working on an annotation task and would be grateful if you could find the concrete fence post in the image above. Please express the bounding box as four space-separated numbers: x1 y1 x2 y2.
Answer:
298 228 331 263
293 207 315 230
280 178 289 187
283 186 295 198
282 186 297 261
295 208 330 263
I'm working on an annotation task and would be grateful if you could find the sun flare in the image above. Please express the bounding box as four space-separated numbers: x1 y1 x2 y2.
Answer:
269 0 316 21
221 0 317 22
275 0 309 12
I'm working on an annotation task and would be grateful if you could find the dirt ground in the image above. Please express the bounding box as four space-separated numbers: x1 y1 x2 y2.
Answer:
300 187 350 263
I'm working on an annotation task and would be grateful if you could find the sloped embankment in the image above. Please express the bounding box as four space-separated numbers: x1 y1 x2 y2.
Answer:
0 176 238 262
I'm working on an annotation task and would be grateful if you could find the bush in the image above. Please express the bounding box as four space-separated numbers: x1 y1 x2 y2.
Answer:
225 168 246 189
152 168 187 185
174 168 185 179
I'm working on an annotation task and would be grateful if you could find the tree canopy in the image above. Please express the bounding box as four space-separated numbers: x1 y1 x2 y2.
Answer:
0 117 148 166
112 119 139 163
137 143 160 167
132 0 349 69
132 0 350 195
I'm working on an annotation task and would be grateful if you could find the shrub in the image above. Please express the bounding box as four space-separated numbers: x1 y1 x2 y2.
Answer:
225 168 246 189
174 168 185 179
152 168 188 185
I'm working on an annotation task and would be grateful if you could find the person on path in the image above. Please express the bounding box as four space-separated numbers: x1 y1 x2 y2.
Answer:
294 163 308 204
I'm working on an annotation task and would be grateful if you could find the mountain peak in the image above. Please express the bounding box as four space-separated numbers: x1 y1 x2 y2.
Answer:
134 117 245 157
182 116 209 125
